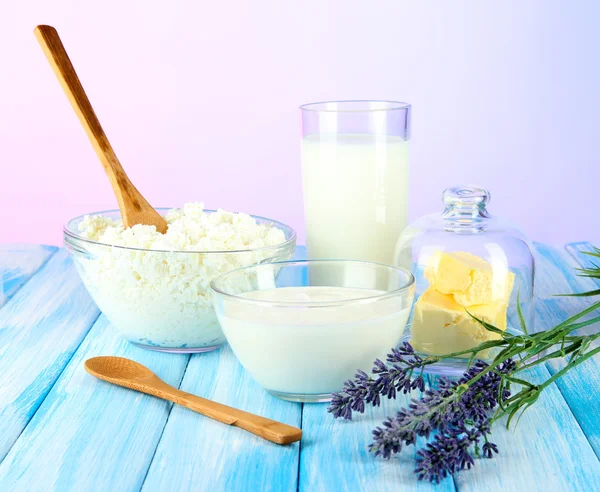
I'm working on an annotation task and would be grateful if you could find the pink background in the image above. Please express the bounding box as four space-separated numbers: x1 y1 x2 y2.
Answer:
1 1 599 246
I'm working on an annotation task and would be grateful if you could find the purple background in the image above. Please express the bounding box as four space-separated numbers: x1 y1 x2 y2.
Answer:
1 1 598 246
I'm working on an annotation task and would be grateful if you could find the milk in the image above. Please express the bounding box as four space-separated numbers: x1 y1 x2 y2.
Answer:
216 286 411 397
301 134 410 264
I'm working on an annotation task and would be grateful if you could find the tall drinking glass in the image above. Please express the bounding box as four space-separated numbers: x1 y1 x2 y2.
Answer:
300 100 411 265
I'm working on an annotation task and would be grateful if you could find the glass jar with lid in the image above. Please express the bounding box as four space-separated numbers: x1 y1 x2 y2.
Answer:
394 185 535 375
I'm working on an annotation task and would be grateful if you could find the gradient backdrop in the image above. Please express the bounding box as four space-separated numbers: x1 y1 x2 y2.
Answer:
1 1 599 246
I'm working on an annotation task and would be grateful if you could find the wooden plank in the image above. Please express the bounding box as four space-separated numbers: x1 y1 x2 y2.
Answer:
0 249 99 463
457 243 600 488
0 244 57 308
533 241 599 298
545 333 600 459
300 364 599 492
531 242 600 338
454 363 600 491
549 241 600 457
142 249 307 491
0 316 189 490
2 243 596 490
1 246 306 490
141 346 302 492
566 241 600 288
299 389 455 491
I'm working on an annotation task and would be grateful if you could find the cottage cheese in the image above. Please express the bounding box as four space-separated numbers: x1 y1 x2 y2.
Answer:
72 203 290 351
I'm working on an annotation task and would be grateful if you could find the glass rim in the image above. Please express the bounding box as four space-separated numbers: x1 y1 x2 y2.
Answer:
299 100 411 113
63 208 297 255
210 259 415 308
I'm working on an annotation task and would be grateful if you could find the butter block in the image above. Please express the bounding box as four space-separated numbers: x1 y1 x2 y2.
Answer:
410 287 508 357
424 251 514 306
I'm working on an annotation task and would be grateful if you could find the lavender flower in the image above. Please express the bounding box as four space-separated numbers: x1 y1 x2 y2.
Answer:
414 422 494 483
329 342 521 483
482 441 499 459
328 342 427 420
369 357 515 475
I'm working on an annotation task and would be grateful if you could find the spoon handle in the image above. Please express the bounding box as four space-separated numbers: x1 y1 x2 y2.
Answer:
34 26 118 168
84 359 303 445
167 387 302 445
33 25 167 233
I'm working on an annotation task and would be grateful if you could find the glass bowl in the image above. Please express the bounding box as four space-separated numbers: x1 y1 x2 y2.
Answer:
394 185 535 376
211 260 415 403
64 208 296 353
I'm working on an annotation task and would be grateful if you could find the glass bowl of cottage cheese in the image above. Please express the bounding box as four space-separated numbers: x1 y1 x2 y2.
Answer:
64 203 296 353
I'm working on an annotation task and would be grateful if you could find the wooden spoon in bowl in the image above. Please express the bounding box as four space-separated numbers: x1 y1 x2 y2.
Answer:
34 25 167 233
85 356 303 445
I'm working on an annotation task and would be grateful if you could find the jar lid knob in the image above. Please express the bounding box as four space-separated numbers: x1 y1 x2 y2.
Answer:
443 185 490 209
442 185 490 233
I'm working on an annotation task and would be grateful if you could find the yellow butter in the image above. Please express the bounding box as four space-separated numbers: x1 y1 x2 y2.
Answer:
424 251 514 306
410 288 508 357
411 250 515 357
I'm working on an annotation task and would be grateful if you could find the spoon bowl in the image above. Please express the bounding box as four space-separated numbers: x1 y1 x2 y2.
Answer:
85 356 158 384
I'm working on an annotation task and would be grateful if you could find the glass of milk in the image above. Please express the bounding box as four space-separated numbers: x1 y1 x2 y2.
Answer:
211 259 415 403
300 100 411 265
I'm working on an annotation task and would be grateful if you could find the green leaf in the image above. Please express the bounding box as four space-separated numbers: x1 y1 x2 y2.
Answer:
516 292 529 335
430 339 508 359
556 289 600 298
506 405 521 428
512 399 539 429
542 301 600 337
467 350 478 368
466 312 507 336
550 316 600 338
583 246 600 257
503 375 537 388
497 379 508 411
568 337 592 363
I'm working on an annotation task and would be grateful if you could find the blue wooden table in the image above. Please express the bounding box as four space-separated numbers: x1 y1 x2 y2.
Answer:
0 243 599 491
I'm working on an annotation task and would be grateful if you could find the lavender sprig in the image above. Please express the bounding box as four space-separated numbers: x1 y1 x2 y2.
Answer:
368 360 514 461
414 421 493 483
328 342 435 420
327 293 600 483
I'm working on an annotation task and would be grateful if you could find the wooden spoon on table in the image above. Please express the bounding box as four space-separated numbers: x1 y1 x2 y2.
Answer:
34 25 167 233
84 356 302 445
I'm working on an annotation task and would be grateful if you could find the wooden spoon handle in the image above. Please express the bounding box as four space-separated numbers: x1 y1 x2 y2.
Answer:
170 388 302 445
34 25 167 233
83 357 301 445
33 26 126 185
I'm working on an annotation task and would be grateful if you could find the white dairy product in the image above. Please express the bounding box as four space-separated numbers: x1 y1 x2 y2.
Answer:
301 134 410 264
216 286 411 395
72 203 290 350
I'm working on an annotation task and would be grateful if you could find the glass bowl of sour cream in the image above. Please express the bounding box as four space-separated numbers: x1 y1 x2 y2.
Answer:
64 204 296 353
211 259 415 402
